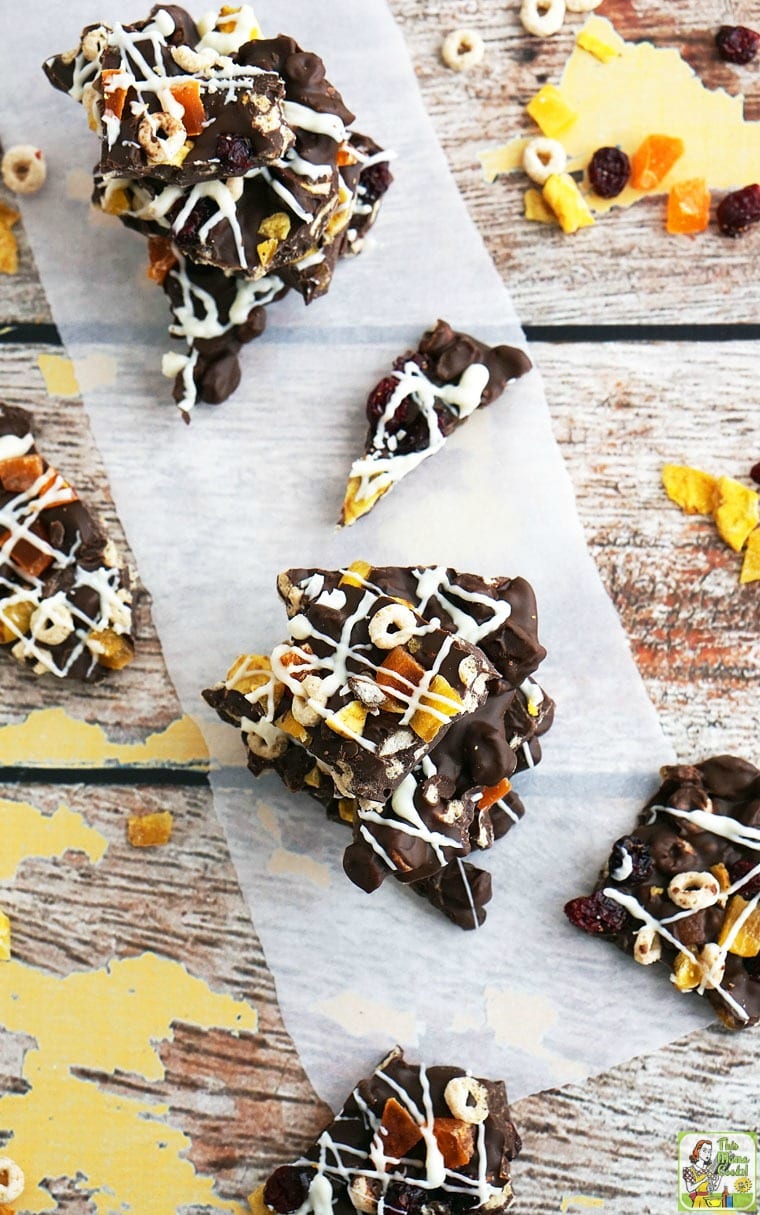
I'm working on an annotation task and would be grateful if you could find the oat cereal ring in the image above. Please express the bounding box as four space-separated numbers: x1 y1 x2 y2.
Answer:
368 603 418 650
441 28 486 72
1 145 47 195
30 599 75 646
633 925 661 966
520 0 566 37
138 111 186 163
246 720 289 761
566 0 603 12
667 870 722 912
0 1157 25 1204
523 137 567 185
444 1075 489 1123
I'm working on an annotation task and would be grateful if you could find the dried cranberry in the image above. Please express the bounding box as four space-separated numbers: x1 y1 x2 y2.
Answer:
717 184 760 237
384 1183 426 1215
216 132 257 174
729 858 760 900
263 1166 313 1214
564 891 630 936
366 376 399 424
361 161 393 203
392 350 430 375
172 196 218 247
588 147 630 199
394 415 430 455
750 461 760 486
716 25 760 65
608 835 653 884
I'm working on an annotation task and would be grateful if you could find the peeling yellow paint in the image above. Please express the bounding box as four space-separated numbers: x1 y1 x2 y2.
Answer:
37 353 79 398
480 16 760 213
485 986 585 1082
0 953 255 1213
0 800 107 880
315 990 418 1043
0 707 209 768
267 847 330 889
560 1197 605 1211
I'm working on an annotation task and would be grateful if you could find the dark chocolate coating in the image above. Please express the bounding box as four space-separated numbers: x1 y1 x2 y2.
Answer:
567 755 760 1029
0 403 134 681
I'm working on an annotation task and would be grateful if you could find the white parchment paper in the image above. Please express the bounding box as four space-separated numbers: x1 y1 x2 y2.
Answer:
2 0 713 1107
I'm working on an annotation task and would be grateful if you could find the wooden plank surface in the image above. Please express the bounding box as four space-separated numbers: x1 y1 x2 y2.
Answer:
387 0 760 324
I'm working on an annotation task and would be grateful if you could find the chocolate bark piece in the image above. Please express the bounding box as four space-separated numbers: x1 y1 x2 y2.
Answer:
268 569 496 802
0 403 134 680
340 320 532 527
565 755 760 1030
255 1047 520 1215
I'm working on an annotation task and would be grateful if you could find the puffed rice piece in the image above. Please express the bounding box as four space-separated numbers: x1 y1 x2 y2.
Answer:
1 145 47 195
441 28 486 72
522 137 568 185
0 1157 25 1204
520 0 566 37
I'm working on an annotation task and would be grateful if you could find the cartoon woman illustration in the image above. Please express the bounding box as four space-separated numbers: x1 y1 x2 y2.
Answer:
682 1140 732 1209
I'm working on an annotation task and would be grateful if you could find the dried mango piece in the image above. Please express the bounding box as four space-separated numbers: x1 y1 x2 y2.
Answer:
226 653 274 695
127 811 174 848
526 85 578 139
667 178 710 235
478 777 512 812
576 17 625 62
0 200 20 229
0 598 34 645
524 186 556 224
377 647 425 701
711 862 731 893
662 464 718 516
410 674 463 742
277 709 311 745
169 79 205 136
0 223 19 275
0 911 10 961
86 628 135 670
258 212 291 241
671 949 701 991
101 68 128 119
631 134 685 190
325 700 368 740
740 528 760 584
339 561 372 588
257 238 278 268
337 798 356 824
542 173 595 234
713 475 760 551
718 894 760 957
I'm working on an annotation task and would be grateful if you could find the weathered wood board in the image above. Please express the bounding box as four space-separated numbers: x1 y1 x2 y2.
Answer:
388 0 760 325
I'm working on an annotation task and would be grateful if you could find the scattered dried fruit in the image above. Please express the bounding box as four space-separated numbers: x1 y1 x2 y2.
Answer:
740 528 760 584
715 25 760 65
576 18 623 60
433 1117 476 1168
127 810 174 848
526 84 578 138
543 172 595 233
662 464 717 515
1 144 46 195
712 475 759 552
609 835 653 883
564 890 630 935
666 178 710 235
524 186 556 223
588 146 630 198
717 183 760 237
379 1097 423 1158
630 134 685 191
441 28 485 72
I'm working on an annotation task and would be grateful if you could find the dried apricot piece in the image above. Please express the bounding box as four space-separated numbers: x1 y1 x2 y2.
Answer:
478 777 512 811
147 235 177 284
101 68 128 119
526 85 578 139
630 134 685 191
0 454 44 491
666 178 710 234
379 1097 423 1158
127 810 174 848
662 464 718 515
717 894 760 957
169 79 205 136
87 628 135 670
410 674 463 742
712 475 759 551
433 1117 476 1168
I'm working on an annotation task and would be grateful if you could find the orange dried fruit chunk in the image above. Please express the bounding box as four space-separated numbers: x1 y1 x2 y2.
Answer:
2 525 53 578
339 560 372 588
710 862 731 893
666 178 710 234
325 699 368 740
376 647 425 701
478 777 512 812
170 79 206 136
410 674 463 743
0 454 44 492
276 709 311 745
379 1097 423 1159
127 810 174 848
662 464 718 516
717 894 760 957
101 68 128 119
147 235 178 284
0 598 34 645
433 1117 476 1169
87 628 135 671
631 134 685 191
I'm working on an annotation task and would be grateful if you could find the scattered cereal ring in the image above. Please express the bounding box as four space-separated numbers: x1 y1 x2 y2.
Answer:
523 137 567 185
566 0 603 12
441 28 486 72
0 1157 24 1204
520 0 566 38
368 603 418 650
1 145 46 195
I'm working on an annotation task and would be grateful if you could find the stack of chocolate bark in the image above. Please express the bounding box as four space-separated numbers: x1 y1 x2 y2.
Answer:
44 4 392 415
204 562 553 927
